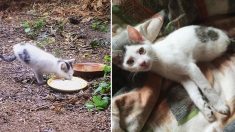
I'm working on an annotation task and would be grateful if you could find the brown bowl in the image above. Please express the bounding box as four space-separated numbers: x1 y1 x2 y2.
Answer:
73 63 105 79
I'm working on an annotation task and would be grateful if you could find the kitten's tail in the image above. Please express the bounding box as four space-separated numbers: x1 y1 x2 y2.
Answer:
0 54 16 62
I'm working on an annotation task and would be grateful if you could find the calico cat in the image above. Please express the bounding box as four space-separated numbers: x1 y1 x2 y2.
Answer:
122 25 232 122
0 42 75 85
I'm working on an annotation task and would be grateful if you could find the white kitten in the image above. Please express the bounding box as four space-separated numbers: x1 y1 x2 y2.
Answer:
123 25 231 122
0 42 75 85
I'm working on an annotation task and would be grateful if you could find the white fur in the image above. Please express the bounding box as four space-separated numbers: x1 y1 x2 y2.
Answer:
13 42 74 84
123 25 230 121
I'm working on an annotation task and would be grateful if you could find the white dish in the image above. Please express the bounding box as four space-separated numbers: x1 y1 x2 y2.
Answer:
47 77 88 92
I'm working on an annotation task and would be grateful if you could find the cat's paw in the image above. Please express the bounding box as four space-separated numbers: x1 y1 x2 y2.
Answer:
37 81 46 85
203 105 216 122
213 104 230 115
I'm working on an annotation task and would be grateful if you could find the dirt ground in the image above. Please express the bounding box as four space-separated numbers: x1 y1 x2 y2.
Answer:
0 1 110 132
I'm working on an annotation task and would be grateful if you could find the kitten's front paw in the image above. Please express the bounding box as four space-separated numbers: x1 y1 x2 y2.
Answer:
213 104 230 115
37 81 46 85
203 105 216 122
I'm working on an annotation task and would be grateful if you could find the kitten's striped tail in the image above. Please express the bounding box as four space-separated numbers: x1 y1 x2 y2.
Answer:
0 54 16 62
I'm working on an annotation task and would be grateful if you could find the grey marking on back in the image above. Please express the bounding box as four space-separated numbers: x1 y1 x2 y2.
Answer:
207 30 219 41
18 49 30 64
195 26 219 43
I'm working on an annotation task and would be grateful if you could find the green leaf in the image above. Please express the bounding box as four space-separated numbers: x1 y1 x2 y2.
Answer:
104 55 111 63
22 21 30 28
102 96 110 101
24 28 31 33
103 65 111 72
96 107 104 110
92 95 109 109
94 82 110 94
85 101 95 110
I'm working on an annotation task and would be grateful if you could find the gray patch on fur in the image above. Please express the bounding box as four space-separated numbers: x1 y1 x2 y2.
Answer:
18 49 30 64
195 26 209 43
207 30 219 41
195 26 219 43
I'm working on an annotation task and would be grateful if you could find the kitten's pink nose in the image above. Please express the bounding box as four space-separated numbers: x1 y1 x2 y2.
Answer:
140 61 148 67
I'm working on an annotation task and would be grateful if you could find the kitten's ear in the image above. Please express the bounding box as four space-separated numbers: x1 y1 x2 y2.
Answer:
127 25 144 43
60 62 68 72
138 14 163 42
66 59 75 67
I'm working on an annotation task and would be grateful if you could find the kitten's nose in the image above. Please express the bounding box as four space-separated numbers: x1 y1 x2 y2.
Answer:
140 61 148 67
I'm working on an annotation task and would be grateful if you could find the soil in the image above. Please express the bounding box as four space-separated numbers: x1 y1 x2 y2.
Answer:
0 1 110 132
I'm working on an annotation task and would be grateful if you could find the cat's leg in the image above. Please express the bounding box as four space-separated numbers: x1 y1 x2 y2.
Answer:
187 63 230 115
181 80 216 122
33 70 45 85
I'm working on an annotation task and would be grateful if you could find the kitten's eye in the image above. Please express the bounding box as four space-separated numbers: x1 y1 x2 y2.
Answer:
138 47 145 55
127 58 134 66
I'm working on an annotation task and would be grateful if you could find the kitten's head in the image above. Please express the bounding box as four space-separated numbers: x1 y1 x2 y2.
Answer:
122 26 154 72
57 59 75 80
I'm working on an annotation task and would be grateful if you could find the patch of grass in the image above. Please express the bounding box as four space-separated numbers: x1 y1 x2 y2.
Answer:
91 20 108 32
21 18 46 39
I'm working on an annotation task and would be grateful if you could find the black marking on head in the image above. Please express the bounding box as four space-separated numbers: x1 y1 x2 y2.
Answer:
195 26 219 43
18 49 30 64
68 61 73 68
65 62 70 71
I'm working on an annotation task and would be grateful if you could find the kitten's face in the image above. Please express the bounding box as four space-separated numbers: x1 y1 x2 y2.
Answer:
57 59 75 80
123 44 153 72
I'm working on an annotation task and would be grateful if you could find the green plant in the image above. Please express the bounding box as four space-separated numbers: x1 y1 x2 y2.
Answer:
85 55 111 111
103 65 111 77
85 95 109 110
103 55 111 77
104 55 111 63
91 20 108 32
21 18 46 39
94 82 111 94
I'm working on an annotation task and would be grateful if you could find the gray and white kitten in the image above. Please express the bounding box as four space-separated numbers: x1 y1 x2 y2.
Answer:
0 42 75 85
122 25 232 122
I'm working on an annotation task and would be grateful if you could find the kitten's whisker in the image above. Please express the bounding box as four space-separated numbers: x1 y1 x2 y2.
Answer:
131 72 138 82
128 72 134 81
